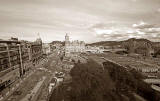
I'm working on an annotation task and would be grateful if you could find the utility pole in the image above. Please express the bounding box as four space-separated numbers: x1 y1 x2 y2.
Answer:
19 44 23 76
6 44 11 69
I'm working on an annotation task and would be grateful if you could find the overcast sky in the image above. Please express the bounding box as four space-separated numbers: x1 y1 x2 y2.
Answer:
0 0 160 43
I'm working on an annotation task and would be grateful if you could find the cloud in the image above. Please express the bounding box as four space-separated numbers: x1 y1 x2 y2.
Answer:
131 0 137 2
0 0 160 42
92 21 160 42
143 28 160 33
131 21 160 41
90 21 118 29
158 8 160 13
94 29 114 35
93 26 136 40
133 21 160 34
132 21 154 29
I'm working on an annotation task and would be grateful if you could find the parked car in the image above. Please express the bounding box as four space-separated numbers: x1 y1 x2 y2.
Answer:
49 77 57 93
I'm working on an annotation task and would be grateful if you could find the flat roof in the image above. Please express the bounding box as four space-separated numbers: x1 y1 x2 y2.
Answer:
0 40 20 44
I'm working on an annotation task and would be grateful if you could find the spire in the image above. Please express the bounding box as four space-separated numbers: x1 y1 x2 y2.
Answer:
36 33 42 44
37 33 40 39
66 33 69 37
65 33 69 42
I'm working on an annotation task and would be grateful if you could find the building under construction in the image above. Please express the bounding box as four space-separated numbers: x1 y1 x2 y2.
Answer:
0 38 43 92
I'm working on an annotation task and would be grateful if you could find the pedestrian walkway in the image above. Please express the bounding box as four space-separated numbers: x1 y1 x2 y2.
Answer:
0 69 36 101
20 76 46 101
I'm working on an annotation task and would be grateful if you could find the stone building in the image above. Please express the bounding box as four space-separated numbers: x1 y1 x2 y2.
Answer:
42 43 51 55
0 39 32 93
65 34 85 57
0 37 43 95
30 38 43 65
85 46 103 53
50 42 63 52
0 40 21 90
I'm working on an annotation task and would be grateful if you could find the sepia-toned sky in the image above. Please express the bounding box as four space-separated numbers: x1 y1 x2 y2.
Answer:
0 0 160 43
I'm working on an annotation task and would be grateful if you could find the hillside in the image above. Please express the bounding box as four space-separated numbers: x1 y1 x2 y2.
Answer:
88 38 160 54
88 38 152 47
87 41 123 46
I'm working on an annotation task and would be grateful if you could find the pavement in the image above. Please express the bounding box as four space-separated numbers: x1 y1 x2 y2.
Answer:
0 68 36 101
20 76 46 101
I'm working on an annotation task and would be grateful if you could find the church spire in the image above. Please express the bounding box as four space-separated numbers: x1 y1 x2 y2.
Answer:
66 33 68 36
65 33 69 42
37 33 41 39
36 33 42 44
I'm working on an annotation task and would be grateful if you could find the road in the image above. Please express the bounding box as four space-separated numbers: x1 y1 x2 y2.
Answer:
36 52 63 101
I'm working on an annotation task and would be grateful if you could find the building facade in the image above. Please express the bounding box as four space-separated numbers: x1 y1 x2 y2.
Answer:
64 34 85 57
85 46 104 53
0 37 43 95
50 42 63 52
0 40 21 91
30 38 43 65
42 43 51 55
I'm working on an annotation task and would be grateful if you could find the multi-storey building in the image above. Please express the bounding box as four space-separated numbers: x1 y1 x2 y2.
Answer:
85 46 104 53
30 38 43 65
65 34 85 57
0 37 43 93
0 40 21 91
20 41 32 74
50 41 64 52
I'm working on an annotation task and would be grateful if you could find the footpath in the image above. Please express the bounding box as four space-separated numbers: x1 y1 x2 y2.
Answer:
3 58 48 101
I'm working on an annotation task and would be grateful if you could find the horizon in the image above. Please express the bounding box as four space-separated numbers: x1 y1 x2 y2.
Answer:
0 0 160 43
1 36 159 44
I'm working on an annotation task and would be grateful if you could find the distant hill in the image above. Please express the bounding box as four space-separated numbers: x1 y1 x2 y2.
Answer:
88 38 160 50
50 41 65 46
87 41 123 46
88 38 160 55
88 38 153 47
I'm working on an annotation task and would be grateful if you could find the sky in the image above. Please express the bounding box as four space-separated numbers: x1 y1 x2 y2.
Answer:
0 0 160 43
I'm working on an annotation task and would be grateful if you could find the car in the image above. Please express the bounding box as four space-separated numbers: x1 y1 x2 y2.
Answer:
55 72 65 78
50 77 57 86
48 77 57 93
